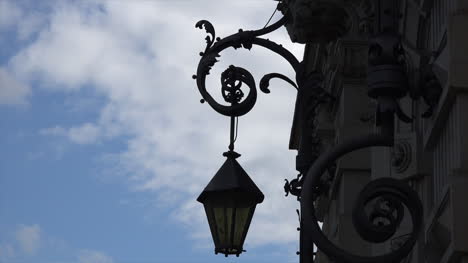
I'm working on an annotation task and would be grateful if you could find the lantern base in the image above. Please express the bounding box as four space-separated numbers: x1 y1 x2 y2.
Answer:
215 247 245 257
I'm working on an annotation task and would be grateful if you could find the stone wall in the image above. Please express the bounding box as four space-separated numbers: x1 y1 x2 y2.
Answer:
293 0 468 262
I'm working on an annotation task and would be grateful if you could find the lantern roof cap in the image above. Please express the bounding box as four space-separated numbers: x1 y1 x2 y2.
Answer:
197 151 264 203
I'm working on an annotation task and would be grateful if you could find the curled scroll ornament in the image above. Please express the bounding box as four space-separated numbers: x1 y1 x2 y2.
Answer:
300 134 423 263
194 14 301 117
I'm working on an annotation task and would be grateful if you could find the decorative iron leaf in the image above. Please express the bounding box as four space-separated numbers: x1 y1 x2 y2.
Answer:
195 20 216 52
260 73 297 94
200 53 220 75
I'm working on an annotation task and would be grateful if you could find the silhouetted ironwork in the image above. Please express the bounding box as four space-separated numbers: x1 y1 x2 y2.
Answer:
300 1 423 262
197 150 264 257
194 14 301 117
193 0 425 262
284 175 302 198
300 135 423 263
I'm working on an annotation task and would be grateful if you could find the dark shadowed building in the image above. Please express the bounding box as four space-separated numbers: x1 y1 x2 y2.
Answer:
286 0 468 262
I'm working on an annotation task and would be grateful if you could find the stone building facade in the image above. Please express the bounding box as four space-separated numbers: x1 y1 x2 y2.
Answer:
287 0 468 262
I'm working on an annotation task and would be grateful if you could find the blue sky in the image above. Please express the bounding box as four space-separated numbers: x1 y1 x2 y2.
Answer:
0 0 304 262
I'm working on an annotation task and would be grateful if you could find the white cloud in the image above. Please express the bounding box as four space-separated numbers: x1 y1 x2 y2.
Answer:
2 224 114 262
0 0 22 29
0 243 15 262
78 250 114 263
0 0 47 40
40 125 67 136
15 224 41 255
0 67 30 105
40 123 100 144
68 123 100 144
6 0 304 251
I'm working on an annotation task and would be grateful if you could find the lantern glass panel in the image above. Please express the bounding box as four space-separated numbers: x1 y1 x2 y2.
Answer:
201 193 260 256
213 206 234 248
203 203 219 245
233 205 254 246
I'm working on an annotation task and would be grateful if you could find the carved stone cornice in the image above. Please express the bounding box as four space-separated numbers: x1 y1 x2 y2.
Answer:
283 0 377 43
282 0 352 43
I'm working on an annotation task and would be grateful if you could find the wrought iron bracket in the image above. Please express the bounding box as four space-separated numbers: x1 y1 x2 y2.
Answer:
193 11 302 117
193 1 424 262
297 1 424 262
301 134 423 263
193 5 333 119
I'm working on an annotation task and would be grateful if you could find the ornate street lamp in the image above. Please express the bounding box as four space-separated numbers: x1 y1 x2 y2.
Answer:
192 1 430 262
195 65 265 257
197 150 264 257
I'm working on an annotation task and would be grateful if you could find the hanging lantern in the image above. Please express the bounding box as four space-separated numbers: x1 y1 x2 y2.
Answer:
197 151 264 257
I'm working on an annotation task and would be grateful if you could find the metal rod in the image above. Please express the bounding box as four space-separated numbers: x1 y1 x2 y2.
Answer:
229 116 235 151
380 111 395 141
300 209 316 263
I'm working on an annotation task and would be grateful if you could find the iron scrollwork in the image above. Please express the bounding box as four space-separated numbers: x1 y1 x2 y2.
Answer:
193 1 423 262
220 65 256 105
284 174 303 198
301 134 423 263
193 8 301 117
299 0 424 261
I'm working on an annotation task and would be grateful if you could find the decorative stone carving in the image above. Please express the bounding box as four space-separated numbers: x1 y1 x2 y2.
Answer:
357 0 375 35
283 0 352 43
325 40 369 85
391 141 412 173
282 0 377 43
